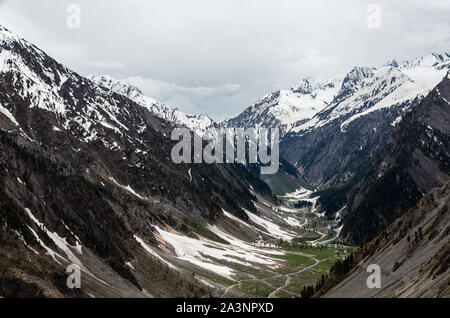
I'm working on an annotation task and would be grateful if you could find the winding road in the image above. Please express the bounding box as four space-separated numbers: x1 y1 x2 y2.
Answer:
220 252 325 298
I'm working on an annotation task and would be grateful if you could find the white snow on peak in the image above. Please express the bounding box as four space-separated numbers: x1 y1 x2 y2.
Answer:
24 208 83 263
340 67 373 92
91 75 214 136
224 52 449 137
243 207 297 240
134 235 178 270
224 77 342 136
0 103 19 126
23 207 109 285
0 25 22 46
291 53 450 133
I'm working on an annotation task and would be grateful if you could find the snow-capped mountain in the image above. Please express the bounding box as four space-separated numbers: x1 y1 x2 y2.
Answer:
400 52 450 69
221 53 449 185
225 53 450 140
222 77 342 136
293 53 450 135
322 181 450 298
279 53 450 185
91 75 214 136
337 71 450 245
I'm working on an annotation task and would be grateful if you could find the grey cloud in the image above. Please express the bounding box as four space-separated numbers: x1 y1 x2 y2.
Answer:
125 76 241 114
0 0 449 120
85 60 125 70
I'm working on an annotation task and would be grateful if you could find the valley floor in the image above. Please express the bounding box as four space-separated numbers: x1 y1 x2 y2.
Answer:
0 186 353 298
141 188 353 298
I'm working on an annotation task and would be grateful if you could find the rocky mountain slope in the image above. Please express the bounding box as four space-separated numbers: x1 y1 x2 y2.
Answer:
284 54 449 186
324 181 450 298
1 22 448 298
338 72 450 245
223 52 450 246
0 25 275 297
88 76 310 196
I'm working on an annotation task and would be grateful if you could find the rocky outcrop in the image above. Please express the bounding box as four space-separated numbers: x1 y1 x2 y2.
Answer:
341 74 450 245
325 181 450 298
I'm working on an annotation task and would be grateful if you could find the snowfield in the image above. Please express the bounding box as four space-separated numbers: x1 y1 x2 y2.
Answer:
243 208 297 241
153 223 285 280
279 187 319 213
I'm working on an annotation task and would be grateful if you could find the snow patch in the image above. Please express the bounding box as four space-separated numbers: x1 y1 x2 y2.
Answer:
154 224 283 279
244 208 296 241
134 235 178 270
109 177 147 201
0 103 19 126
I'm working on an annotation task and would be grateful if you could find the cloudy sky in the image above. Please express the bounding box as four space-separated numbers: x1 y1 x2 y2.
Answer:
0 0 449 120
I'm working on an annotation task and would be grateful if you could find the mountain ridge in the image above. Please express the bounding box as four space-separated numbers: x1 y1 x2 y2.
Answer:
323 181 450 298
223 52 450 140
339 72 450 245
90 75 214 136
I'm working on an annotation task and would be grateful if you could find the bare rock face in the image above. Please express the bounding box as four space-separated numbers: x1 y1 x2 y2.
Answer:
341 74 450 245
281 57 449 187
326 181 450 298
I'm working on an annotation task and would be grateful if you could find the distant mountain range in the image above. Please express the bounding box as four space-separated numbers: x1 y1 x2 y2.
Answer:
222 77 342 136
224 53 449 187
224 53 450 138
321 180 450 298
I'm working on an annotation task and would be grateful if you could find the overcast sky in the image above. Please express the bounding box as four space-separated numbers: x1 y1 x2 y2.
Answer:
1 0 449 120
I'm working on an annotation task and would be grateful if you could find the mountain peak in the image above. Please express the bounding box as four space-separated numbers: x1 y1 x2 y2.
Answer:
0 25 15 41
340 66 373 91
90 75 145 100
383 59 399 68
0 25 35 52
291 77 320 94
223 76 342 135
